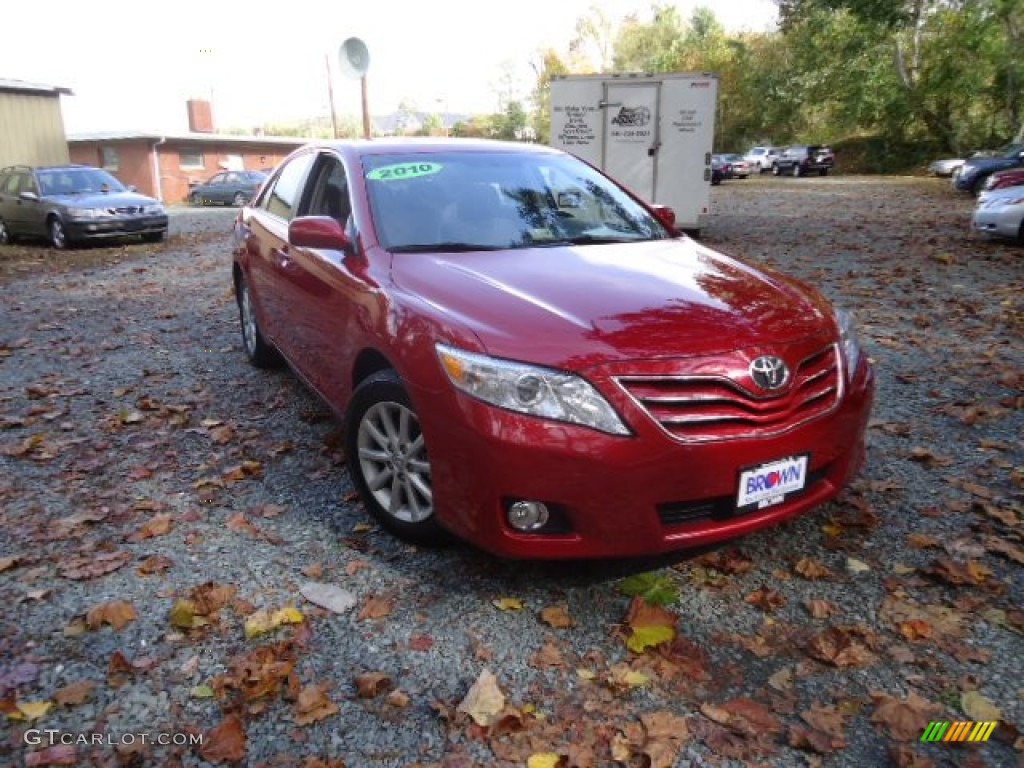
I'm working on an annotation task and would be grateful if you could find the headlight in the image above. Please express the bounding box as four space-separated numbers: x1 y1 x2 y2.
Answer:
143 204 166 215
66 207 102 219
835 309 863 378
436 343 630 435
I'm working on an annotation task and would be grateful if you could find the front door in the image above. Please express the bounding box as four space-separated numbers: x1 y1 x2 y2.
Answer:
603 82 660 202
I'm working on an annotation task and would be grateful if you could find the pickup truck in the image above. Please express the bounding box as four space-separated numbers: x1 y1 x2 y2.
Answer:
773 145 835 177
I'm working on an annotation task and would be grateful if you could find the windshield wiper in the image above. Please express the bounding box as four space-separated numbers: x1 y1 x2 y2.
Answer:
389 242 507 253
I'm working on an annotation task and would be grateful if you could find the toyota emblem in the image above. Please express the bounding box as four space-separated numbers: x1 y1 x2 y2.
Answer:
750 355 789 391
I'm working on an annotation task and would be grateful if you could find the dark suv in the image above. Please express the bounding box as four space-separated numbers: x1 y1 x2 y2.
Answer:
773 145 835 177
0 164 168 249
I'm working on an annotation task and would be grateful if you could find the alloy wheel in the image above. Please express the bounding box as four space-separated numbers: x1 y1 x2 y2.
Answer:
357 401 433 524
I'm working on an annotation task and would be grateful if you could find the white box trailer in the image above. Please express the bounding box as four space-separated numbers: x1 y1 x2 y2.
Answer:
549 72 718 235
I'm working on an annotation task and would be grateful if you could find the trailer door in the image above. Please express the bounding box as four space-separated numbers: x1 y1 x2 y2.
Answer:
602 82 660 202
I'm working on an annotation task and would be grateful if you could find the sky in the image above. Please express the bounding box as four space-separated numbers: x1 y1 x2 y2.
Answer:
0 0 778 135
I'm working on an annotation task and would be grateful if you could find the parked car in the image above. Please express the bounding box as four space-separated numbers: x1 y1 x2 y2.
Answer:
744 146 782 173
711 154 735 181
189 169 267 206
231 138 874 559
721 154 752 178
972 185 1024 244
979 167 1024 199
0 164 167 248
954 143 1024 195
774 145 835 177
928 148 1000 177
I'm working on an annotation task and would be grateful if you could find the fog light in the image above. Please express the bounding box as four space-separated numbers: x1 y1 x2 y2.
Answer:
507 500 549 531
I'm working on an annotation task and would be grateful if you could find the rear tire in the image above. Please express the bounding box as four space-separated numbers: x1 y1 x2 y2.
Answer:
772 165 782 176
345 370 445 545
0 218 11 245
232 192 249 207
142 232 165 244
236 273 283 368
190 192 203 206
792 163 801 177
819 168 829 176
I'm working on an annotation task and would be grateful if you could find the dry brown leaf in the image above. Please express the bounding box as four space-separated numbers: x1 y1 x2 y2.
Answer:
530 640 565 668
870 690 941 741
960 690 1002 722
898 619 933 641
641 710 689 741
293 683 339 725
745 585 786 612
807 627 878 667
199 713 247 763
53 680 96 708
385 689 410 708
59 550 131 580
985 536 1024 565
357 594 394 621
794 556 831 580
126 512 173 542
456 668 505 726
804 599 839 619
0 556 20 573
539 604 573 628
85 600 137 631
801 704 845 738
906 533 940 549
137 554 173 575
354 672 393 698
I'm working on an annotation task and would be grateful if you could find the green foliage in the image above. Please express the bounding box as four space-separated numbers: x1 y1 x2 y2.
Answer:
616 571 680 606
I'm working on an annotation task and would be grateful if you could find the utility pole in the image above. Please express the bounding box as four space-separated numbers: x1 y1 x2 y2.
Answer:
325 54 339 139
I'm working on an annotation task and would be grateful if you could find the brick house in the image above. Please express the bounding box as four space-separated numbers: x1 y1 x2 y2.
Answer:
67 100 305 202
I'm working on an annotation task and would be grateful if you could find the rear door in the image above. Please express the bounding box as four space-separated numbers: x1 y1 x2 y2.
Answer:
603 82 660 202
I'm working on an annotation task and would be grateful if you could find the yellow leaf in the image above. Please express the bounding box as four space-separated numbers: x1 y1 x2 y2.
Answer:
456 668 505 726
17 700 52 721
169 599 200 629
961 690 1003 722
626 624 675 653
244 609 276 639
191 685 215 698
492 597 524 611
528 753 561 768
576 668 596 680
352 522 373 533
822 522 843 536
273 606 304 625
622 670 649 687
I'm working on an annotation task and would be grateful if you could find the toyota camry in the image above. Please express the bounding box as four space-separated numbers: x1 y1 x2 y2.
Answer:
231 138 874 559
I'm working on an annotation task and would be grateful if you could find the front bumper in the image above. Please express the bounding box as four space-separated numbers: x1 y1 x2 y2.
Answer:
65 215 169 241
972 206 1022 240
415 356 875 559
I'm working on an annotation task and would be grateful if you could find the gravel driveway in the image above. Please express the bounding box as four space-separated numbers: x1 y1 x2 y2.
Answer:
1 178 1021 768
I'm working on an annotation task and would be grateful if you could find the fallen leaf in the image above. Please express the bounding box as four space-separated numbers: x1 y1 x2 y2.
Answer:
846 558 871 574
745 585 786 612
23 745 78 766
199 713 247 763
191 685 215 698
794 557 831 580
457 668 505 726
805 599 839 619
531 640 565 668
59 550 131 580
768 667 793 692
385 689 410 708
407 633 434 651
539 604 573 628
137 555 173 575
492 596 525 611
293 683 339 725
357 594 394 621
243 606 304 639
15 700 53 721
354 672 393 698
300 582 356 614
870 690 941 741
527 754 561 768
85 600 137 631
624 597 677 653
960 690 1002 722
53 680 96 707
169 599 208 630
807 626 878 667
608 664 650 689
126 512 173 542
0 556 20 573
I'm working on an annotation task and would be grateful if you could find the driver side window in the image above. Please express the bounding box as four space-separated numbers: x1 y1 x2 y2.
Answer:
305 155 352 226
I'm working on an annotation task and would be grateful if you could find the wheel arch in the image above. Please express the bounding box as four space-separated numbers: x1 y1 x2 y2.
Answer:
352 348 398 390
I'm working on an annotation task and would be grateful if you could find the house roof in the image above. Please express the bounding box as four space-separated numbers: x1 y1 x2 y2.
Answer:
0 78 73 96
67 131 307 146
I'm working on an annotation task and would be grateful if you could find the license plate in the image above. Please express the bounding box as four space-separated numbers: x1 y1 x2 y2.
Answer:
736 454 809 510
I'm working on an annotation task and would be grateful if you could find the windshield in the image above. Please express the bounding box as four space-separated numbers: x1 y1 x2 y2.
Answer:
362 150 670 252
1001 143 1024 158
38 168 127 196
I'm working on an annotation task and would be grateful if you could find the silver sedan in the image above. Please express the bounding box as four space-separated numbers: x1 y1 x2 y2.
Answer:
972 186 1024 244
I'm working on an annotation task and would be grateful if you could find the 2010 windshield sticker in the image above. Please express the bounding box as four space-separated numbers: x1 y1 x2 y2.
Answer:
366 163 442 181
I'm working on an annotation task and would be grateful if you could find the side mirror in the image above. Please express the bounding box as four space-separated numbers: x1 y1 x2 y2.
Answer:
19 191 39 202
650 204 676 230
289 216 351 250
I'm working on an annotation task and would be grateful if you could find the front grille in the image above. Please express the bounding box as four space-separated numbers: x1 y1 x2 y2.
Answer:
657 464 832 526
617 345 841 442
109 206 142 215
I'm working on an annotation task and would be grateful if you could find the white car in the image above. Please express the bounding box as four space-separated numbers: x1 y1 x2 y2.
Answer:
744 146 782 173
972 185 1024 244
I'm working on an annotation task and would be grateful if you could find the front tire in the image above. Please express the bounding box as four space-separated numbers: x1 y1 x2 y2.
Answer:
791 163 802 177
142 231 165 244
48 217 68 249
236 274 283 368
773 164 782 176
232 192 249 207
345 370 444 545
0 218 11 245
190 192 203 206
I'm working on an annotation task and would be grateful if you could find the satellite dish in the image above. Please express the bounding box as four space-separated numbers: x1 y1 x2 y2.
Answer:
339 37 370 79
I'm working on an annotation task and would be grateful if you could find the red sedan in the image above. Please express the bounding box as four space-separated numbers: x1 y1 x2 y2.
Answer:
231 138 874 559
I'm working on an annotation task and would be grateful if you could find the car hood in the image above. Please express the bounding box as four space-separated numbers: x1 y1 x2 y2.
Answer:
962 155 1020 174
46 191 159 208
392 238 834 369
